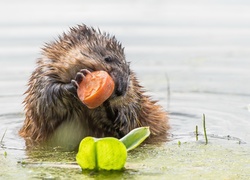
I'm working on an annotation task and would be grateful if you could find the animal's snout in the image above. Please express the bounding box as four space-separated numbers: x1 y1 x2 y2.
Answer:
114 76 129 97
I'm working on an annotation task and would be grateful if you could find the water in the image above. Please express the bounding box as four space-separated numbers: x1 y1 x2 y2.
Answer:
1 0 250 179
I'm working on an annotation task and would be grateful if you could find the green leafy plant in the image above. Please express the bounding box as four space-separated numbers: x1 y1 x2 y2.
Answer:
76 127 150 171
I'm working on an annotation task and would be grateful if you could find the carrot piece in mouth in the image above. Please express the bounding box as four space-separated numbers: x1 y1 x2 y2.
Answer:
77 70 115 109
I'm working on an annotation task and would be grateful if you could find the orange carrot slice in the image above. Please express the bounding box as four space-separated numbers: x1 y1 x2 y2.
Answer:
77 71 115 109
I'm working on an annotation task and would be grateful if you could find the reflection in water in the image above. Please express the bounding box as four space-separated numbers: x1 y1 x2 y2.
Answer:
0 113 25 150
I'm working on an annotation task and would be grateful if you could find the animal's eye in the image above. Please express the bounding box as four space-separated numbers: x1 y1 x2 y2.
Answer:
104 56 112 63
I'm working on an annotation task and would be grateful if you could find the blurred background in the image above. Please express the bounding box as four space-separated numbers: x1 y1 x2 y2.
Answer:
0 0 250 148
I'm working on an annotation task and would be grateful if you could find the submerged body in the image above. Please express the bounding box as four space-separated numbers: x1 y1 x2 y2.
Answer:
19 24 169 150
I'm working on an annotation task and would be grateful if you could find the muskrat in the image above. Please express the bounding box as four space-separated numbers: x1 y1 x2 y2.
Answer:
19 24 169 150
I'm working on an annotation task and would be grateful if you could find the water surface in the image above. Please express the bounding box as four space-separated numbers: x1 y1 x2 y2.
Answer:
1 0 250 179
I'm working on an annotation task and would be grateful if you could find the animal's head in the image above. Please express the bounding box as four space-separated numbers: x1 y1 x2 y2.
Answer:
43 24 131 99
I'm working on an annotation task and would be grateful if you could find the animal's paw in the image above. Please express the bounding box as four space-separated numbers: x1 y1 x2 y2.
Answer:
71 69 91 88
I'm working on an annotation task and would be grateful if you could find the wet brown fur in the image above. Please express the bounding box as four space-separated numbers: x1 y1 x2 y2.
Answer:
19 24 169 150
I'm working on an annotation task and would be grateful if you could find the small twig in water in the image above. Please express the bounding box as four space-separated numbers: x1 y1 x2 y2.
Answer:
195 125 198 141
0 129 7 146
165 73 171 111
17 161 79 169
202 114 208 145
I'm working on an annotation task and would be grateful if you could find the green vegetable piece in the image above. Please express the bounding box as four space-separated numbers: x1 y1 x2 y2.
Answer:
96 137 127 170
76 137 127 170
76 137 96 170
76 127 150 171
119 127 150 151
